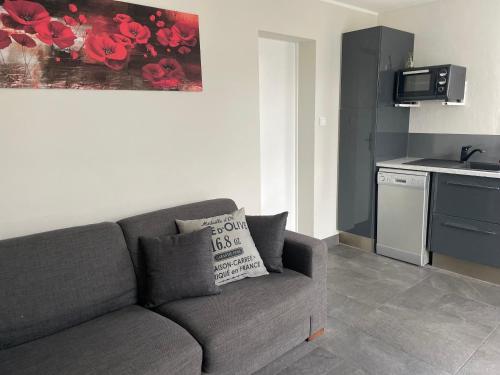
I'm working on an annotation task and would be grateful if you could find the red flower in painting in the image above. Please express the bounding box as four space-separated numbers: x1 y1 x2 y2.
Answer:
151 78 181 89
142 63 164 81
11 33 36 47
156 20 165 28
85 33 129 70
0 30 12 49
113 14 132 23
172 22 197 47
178 46 191 55
142 59 184 89
68 3 78 13
0 14 36 33
156 27 180 47
159 57 185 79
146 43 157 57
63 15 78 26
70 50 78 59
35 21 76 49
78 14 87 24
0 14 23 30
111 33 133 48
3 0 50 26
119 22 150 44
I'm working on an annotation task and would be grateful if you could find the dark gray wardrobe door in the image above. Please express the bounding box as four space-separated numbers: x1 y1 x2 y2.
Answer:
338 108 376 236
340 28 380 110
338 26 414 240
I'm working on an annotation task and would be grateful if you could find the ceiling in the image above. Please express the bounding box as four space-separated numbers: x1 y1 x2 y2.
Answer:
322 0 439 14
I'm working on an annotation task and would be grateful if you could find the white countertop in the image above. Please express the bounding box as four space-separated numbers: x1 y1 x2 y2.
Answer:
377 157 500 179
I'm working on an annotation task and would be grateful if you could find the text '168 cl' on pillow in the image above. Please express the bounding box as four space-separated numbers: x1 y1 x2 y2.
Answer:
176 208 268 286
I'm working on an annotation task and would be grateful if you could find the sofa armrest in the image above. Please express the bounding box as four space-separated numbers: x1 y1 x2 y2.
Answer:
282 230 328 337
282 230 327 280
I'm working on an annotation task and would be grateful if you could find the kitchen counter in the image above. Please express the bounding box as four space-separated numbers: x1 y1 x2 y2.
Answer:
377 157 500 179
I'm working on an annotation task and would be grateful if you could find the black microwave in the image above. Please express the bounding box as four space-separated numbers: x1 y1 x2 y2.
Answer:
395 64 466 103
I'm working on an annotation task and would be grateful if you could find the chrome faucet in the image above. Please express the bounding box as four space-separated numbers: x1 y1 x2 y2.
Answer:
460 145 485 162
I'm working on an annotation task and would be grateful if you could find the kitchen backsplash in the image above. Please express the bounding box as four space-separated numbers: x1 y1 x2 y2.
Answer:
408 133 500 164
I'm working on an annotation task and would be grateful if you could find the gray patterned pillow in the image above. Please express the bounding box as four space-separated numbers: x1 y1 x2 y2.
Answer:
176 208 269 285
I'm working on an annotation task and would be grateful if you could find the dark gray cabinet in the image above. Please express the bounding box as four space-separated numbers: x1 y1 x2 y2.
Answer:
430 173 500 267
338 26 414 239
433 173 500 224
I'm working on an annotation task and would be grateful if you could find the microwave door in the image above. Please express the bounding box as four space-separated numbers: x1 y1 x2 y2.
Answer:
399 70 437 101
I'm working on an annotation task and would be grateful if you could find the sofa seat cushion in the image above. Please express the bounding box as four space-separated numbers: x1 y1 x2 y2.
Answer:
0 305 202 375
155 269 314 374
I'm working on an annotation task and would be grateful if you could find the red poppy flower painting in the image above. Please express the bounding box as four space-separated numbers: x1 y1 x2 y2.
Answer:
0 0 202 91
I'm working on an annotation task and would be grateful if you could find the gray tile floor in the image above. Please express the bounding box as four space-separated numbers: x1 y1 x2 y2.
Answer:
257 244 500 375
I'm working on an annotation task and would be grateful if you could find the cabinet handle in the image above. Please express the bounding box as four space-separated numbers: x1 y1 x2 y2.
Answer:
443 222 497 236
446 181 500 191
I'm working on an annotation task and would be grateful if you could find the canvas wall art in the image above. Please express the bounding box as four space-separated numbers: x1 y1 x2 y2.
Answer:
0 0 202 90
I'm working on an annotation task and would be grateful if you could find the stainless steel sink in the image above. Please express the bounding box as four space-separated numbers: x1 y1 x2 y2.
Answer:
404 159 500 172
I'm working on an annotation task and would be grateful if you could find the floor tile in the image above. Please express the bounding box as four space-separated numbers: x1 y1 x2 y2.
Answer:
385 281 500 336
357 304 485 374
423 271 500 308
325 361 368 375
327 265 413 306
329 244 364 259
337 251 431 286
327 290 376 329
317 317 449 375
483 326 500 348
457 326 500 375
275 347 344 375
457 346 500 375
254 342 316 375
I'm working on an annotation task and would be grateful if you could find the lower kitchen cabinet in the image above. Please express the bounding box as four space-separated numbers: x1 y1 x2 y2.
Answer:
429 173 500 268
433 173 500 224
430 213 500 267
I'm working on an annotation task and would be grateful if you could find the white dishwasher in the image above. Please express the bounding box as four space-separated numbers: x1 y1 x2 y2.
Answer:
376 168 430 266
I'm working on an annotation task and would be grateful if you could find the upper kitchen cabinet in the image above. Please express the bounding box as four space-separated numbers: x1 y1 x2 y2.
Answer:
338 26 414 242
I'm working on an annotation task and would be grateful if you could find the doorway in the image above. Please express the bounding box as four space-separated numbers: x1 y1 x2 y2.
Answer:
258 37 298 231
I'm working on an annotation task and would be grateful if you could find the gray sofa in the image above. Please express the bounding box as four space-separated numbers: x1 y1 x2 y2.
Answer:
0 199 327 375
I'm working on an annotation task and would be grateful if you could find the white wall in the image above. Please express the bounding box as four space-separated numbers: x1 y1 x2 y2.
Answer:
0 0 376 239
258 38 297 231
379 0 500 135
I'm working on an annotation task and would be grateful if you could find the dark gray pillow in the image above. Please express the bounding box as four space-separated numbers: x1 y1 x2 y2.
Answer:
140 227 221 308
246 212 288 273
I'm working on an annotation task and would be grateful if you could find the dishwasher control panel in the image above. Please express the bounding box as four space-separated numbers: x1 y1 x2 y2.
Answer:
377 170 428 188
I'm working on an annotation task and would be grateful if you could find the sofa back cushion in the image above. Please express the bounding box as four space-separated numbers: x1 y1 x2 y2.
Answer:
118 198 237 305
0 223 137 349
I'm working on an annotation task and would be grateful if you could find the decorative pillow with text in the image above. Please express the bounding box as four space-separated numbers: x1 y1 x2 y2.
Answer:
176 208 269 285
